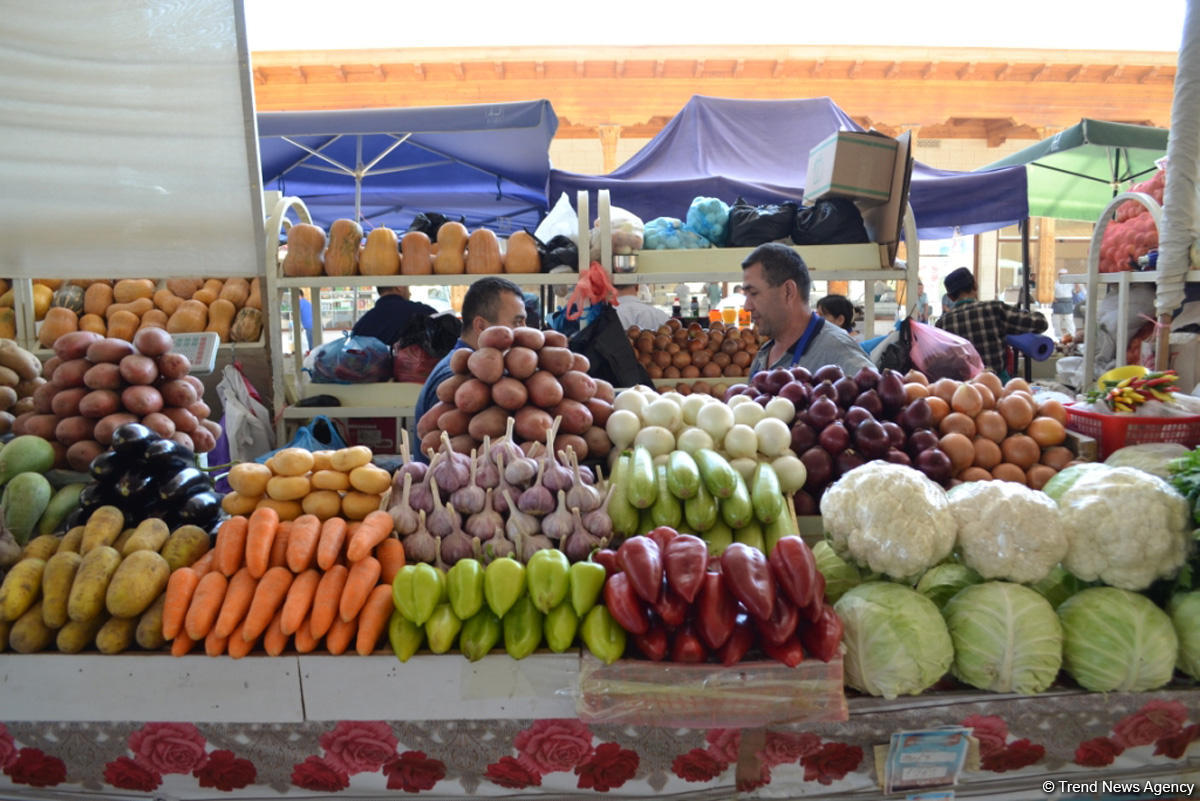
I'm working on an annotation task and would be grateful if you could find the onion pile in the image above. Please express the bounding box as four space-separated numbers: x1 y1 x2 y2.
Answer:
628 319 764 382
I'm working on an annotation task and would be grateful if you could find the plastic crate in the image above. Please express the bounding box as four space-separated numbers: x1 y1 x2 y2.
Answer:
1065 404 1200 460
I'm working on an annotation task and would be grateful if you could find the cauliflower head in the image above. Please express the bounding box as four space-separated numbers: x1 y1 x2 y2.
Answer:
1056 466 1192 591
947 480 1067 584
819 462 956 580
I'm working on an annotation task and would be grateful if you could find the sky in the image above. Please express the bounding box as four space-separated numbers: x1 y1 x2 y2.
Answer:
245 0 1188 52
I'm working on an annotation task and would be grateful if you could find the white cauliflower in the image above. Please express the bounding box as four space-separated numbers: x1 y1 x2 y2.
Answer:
820 462 957 580
947 481 1067 584
1055 466 1192 591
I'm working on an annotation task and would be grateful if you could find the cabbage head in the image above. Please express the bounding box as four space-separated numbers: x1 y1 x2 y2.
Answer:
942 582 1062 694
812 540 876 603
1058 587 1178 692
1028 565 1088 609
916 563 984 609
834 582 953 699
1041 462 1110 502
1105 442 1189 479
1169 591 1200 680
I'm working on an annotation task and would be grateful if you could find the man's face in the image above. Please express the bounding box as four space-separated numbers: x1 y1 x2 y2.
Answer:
489 291 528 330
741 263 791 338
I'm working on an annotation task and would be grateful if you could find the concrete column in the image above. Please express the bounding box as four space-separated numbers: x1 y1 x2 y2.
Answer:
1036 217 1056 305
598 125 621 173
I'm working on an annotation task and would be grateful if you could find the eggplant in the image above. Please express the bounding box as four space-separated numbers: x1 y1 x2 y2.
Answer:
89 450 130 483
174 491 223 531
77 481 114 518
115 468 156 501
157 468 212 504
144 438 195 471
110 423 158 459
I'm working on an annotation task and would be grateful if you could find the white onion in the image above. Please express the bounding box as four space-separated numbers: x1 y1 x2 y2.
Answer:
732 401 765 428
754 417 791 456
644 398 683 432
772 454 808 494
696 402 735 443
652 453 671 469
612 389 648 419
634 426 676 457
681 395 709 426
676 427 715 455
605 409 641 450
727 395 752 409
724 423 758 460
661 391 686 408
764 397 796 424
729 457 759 484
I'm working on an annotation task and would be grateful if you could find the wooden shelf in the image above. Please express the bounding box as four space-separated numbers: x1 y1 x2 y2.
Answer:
635 242 891 275
276 273 579 288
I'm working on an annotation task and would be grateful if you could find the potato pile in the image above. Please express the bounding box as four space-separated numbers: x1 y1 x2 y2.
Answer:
629 319 763 382
23 328 220 471
0 339 49 435
415 326 616 459
221 446 392 523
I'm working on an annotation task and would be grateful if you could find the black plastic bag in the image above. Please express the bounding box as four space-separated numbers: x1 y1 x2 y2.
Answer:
406 211 464 239
568 305 652 389
395 310 462 360
792 198 870 245
726 198 798 247
541 234 578 273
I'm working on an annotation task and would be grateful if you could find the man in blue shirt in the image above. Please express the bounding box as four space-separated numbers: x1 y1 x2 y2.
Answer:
351 285 436 348
411 276 527 460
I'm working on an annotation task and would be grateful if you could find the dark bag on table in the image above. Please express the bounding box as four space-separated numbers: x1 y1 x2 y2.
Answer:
726 197 798 246
792 198 870 245
567 304 652 389
407 211 464 239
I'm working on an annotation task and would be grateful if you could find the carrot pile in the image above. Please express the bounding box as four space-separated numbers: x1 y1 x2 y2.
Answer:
163 507 402 658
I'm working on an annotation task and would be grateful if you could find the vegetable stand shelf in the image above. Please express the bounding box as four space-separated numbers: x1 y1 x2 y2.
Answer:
0 653 1196 800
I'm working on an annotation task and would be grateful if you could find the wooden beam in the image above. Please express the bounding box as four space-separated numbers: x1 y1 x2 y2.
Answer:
494 62 505 79
996 62 1012 80
575 61 584 77
535 62 544 78
1066 64 1084 82
694 60 705 78
1139 66 1159 83
885 61 900 79
922 62 937 79
452 62 463 79
1029 63 1047 82
957 62 976 80
776 60 787 78
1103 65 1123 82
734 59 745 77
654 60 664 78
848 59 863 78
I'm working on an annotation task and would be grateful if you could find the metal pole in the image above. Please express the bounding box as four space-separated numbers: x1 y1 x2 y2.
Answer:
1019 218 1033 380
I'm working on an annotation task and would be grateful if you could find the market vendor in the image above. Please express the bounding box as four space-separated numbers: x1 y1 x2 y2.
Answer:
411 276 527 460
742 243 873 377
351 285 437 348
936 266 1047 376
613 280 669 331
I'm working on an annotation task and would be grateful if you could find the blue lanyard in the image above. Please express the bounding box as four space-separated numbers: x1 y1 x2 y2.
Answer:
789 315 825 366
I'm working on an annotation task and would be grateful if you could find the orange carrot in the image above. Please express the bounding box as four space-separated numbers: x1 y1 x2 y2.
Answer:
355 584 395 656
213 567 258 639
242 566 293 641
280 568 321 636
286 514 321 573
310 564 348 638
269 522 291 569
345 521 361 541
227 619 257 659
163 567 201 640
325 613 357 655
190 550 216 577
375 537 406 585
213 516 249 576
204 627 228 657
244 507 279 578
184 571 229 641
339 556 381 623
294 615 320 653
316 517 348 570
346 510 395 562
170 631 197 657
263 609 288 657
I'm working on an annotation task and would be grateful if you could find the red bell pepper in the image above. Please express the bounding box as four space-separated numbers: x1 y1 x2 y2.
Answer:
798 605 843 663
720 542 777 621
652 582 690 629
592 549 620 578
646 525 679 553
718 614 756 666
695 571 736 650
758 594 798 647
798 571 826 623
663 533 708 603
632 622 669 661
617 535 664 604
763 635 805 668
603 572 649 635
768 536 819 609
670 622 708 663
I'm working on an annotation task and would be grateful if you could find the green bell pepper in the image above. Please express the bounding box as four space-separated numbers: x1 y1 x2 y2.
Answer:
568 558 607 618
424 602 462 655
544 602 579 653
392 563 446 626
484 556 526 618
526 548 569 613
459 608 502 662
387 609 424 662
502 595 543 660
447 557 485 620
580 605 627 665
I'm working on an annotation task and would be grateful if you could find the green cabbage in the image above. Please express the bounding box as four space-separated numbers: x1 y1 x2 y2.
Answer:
1028 565 1088 609
1058 587 1178 692
1041 462 1110 502
943 582 1063 694
916 563 984 609
812 540 876 603
834 581 954 699
1169 591 1200 680
1105 443 1189 479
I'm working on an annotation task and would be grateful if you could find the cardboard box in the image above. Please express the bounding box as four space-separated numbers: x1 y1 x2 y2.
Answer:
805 131 899 204
1169 332 1200 393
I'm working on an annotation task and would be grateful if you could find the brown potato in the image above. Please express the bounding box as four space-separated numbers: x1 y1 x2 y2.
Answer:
511 327 546 350
554 433 588 461
83 363 122 391
158 379 198 408
118 354 158 385
552 399 593 435
478 326 514 350
132 326 173 357
53 331 104 362
514 406 553 442
569 353 590 373
66 440 105 472
437 407 471 437
525 370 564 409
51 358 90 389
188 400 210 420
449 348 471 375
54 415 95 445
79 389 121 419
162 406 198 433
140 412 176 439
121 386 164 416
542 330 568 348
537 347 574 377
171 431 195 451
50 387 89 418
467 347 505 383
85 338 136 365
33 381 57 414
20 413 59 440
490 376 528 411
583 426 610 459
435 373 469 404
453 378 492 414
416 400 452 438
155 351 191 380
584 398 614 426
468 405 508 441
189 425 215 453
560 370 596 403
503 346 538 380
41 356 62 380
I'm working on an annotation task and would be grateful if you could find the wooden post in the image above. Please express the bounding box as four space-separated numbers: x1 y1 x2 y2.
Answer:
597 125 621 173
1036 217 1056 305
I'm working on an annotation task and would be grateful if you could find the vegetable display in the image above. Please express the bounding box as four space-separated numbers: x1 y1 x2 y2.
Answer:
1057 587 1178 692
945 480 1067 584
221 445 390 523
628 318 763 383
0 339 48 436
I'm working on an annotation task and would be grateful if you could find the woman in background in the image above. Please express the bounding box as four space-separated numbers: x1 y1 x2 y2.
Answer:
816 294 858 338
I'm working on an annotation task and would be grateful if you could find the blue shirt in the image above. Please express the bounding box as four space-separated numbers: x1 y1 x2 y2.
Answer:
411 338 469 462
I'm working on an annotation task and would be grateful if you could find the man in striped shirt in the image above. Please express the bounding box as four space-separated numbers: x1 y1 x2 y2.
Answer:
936 267 1047 376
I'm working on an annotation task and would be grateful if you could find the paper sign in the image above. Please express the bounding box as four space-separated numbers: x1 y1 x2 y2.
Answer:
884 727 971 795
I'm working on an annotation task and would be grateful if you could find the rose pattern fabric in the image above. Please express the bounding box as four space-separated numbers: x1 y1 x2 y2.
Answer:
194 750 257 791
759 731 821 767
103 756 161 792
980 738 1044 772
319 720 398 774
574 742 638 792
128 722 208 774
485 755 543 789
1074 737 1123 767
1153 724 1200 760
960 714 1008 757
384 751 446 793
1111 699 1188 748
800 742 863 785
703 728 741 763
0 725 17 771
4 748 66 788
514 719 595 773
737 762 772 793
291 755 349 792
671 748 727 783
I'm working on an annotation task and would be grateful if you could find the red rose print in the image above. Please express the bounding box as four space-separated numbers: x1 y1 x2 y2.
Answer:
485 756 543 789
1074 737 1124 768
384 750 446 793
319 721 398 774
104 756 161 792
759 731 821 767
737 762 772 792
801 742 864 785
575 742 638 792
194 749 257 791
128 721 208 774
4 748 66 788
961 715 1008 757
1112 700 1189 748
1153 724 1200 760
672 748 727 783
514 719 595 773
0 724 17 770
981 738 1044 772
291 755 350 792
704 728 742 764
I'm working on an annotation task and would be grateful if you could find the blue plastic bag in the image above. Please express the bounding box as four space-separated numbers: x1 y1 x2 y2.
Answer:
643 217 712 250
254 415 348 465
305 333 392 384
685 196 730 246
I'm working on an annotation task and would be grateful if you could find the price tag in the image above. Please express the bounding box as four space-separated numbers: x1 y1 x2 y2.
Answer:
169 332 220 375
884 727 970 795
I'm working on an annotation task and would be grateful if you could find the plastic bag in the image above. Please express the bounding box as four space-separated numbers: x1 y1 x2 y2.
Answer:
535 192 579 244
305 333 393 384
685 196 730 246
909 320 984 381
643 217 712 250
256 415 347 464
541 235 579 273
726 197 798 247
792 198 869 245
589 206 644 260
568 304 652 389
214 363 274 463
392 343 438 383
406 211 462 239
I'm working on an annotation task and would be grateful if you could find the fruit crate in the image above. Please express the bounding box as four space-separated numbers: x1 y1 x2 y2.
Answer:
1065 404 1200 460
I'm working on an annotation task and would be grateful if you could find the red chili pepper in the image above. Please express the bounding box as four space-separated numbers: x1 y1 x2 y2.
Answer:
645 525 679 553
720 543 777 621
602 572 649 635
798 572 826 623
695 571 736 650
762 635 805 668
617 535 664 604
758 594 799 647
632 622 669 662
652 582 690 629
592 549 620 578
718 614 756 666
768 536 819 609
663 533 709 603
670 622 708 663
798 606 844 663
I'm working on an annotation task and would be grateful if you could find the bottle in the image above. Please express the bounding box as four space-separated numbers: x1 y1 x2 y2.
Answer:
672 296 682 319
690 296 700 318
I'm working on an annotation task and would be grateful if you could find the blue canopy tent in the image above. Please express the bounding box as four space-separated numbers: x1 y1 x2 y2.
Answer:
258 100 558 233
548 96 1029 239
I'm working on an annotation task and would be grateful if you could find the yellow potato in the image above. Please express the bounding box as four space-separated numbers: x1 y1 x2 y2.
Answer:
41 551 83 629
330 446 372 472
20 535 61 562
228 462 273 496
9 602 55 653
135 594 167 651
112 528 136 554
310 450 335 472
341 491 382 521
310 470 351 492
269 447 316 477
57 526 84 554
106 550 171 618
255 497 302 522
68 546 122 623
121 519 170 555
267 475 311 501
159 526 211 572
349 464 391 495
81 506 126 554
221 491 261 516
56 614 107 654
95 615 138 654
0 558 46 622
301 490 343 521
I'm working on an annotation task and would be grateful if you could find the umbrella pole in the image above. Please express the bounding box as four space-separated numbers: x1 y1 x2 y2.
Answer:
1019 218 1034 381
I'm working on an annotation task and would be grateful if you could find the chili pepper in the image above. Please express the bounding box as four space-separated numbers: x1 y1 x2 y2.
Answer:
392 563 446 626
543 602 580 653
799 605 844 663
1150 388 1175 402
758 594 799 647
720 542 776 621
768 536 819 610
645 525 679 553
526 548 570 614
424 602 462 654
592 549 620 578
502 595 543 660
459 608 502 662
568 558 608 618
446 557 485 621
483 556 526 618
617 535 663 604
652 582 690 629
670 622 708 663
763 635 805 668
718 614 756 666
695 571 736 650
631 621 668 661
580 605 627 664
387 609 424 662
602 572 649 635
664 533 709 603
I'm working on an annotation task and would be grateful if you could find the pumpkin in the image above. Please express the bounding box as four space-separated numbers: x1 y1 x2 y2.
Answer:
218 278 250 308
466 228 503 274
167 300 208 334
113 279 155 304
206 299 237 342
246 278 262 310
504 231 541 274
106 310 139 341
166 279 202 299
39 307 79 348
31 284 53 321
84 283 114 317
434 222 468 275
153 288 183 316
400 231 433 275
192 287 219 305
104 298 153 320
230 307 263 343
0 309 15 340
361 227 400 275
33 279 63 291
282 224 326 277
325 219 363 277
51 285 85 315
139 309 169 330
79 314 107 336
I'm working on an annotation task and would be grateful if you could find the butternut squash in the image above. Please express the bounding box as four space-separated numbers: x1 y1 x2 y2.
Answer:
282 224 326 277
166 279 202 300
167 300 208 334
206 299 236 342
0 290 12 308
504 230 542 274
466 228 503 274
39 308 78 348
106 310 140 342
434 222 468 275
245 278 262 310
113 279 155 304
153 288 183 316
79 314 107 336
0 279 9 297
84 283 115 317
192 288 219 306
400 231 433 275
360 227 400 276
33 279 63 291
32 284 53 321
218 278 250 308
201 279 224 296
139 309 169 330
0 308 15 340
230 307 263 343
104 298 153 320
325 219 363 277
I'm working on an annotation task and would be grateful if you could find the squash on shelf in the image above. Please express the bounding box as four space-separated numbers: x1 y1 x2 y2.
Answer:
400 231 433 275
230 307 263 343
205 299 236 342
166 279 202 299
282 223 326 277
504 230 541 274
31 284 53 321
39 308 78 348
33 279 63 292
79 314 107 336
104 298 153 320
218 278 250 308
466 228 502 274
106 310 139 341
51 285 85 315
153 288 183 316
84 283 114 317
325 219 363 277
245 278 262 310
434 222 468 275
113 279 155 304
139 309 169 330
0 309 15 340
167 300 208 334
361 227 400 276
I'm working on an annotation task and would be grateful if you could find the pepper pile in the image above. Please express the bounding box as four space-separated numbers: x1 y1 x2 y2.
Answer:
1089 370 1179 413
601 528 843 665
